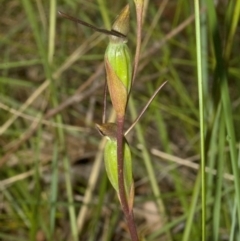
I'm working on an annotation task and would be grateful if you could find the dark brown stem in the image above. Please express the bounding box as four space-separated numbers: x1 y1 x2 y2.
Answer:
117 117 128 214
117 116 139 241
126 209 139 241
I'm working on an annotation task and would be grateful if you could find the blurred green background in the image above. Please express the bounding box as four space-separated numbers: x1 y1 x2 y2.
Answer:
0 0 240 240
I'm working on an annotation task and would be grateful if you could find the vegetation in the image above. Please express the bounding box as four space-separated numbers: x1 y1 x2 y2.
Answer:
0 0 239 240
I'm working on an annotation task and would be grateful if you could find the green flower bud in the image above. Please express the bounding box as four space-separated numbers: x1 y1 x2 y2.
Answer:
105 43 131 93
105 4 132 117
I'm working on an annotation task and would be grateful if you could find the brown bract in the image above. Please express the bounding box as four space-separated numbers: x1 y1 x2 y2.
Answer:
110 4 130 43
95 123 117 140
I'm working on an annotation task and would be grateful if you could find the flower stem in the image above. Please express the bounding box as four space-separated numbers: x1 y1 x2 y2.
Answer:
117 116 139 241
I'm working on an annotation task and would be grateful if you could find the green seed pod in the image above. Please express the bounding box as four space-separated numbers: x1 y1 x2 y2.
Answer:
96 123 133 201
104 138 133 198
105 4 132 117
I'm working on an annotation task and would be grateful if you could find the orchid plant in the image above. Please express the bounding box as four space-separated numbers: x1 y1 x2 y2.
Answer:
59 2 166 240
